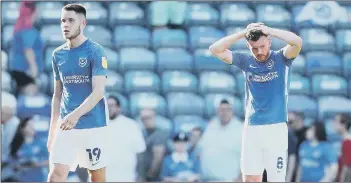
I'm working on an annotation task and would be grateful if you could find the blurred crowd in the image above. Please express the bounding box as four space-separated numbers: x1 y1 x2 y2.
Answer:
2 0 351 182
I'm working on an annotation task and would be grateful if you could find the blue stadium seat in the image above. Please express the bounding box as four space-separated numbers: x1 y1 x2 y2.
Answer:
318 96 351 120
288 95 318 119
36 2 64 25
199 71 236 95
344 53 351 79
194 48 230 73
185 3 219 26
289 74 311 95
2 50 8 71
124 71 160 93
157 48 192 73
105 92 129 116
271 32 289 51
136 115 172 132
2 25 14 49
84 25 112 47
161 71 198 94
173 115 207 134
225 27 247 50
109 2 145 27
119 48 156 72
220 3 256 27
129 92 167 117
44 47 56 73
32 115 50 140
41 25 65 46
167 92 205 118
253 1 287 6
37 73 49 94
17 93 51 120
235 72 245 96
204 94 243 119
335 6 351 29
336 30 351 53
291 54 306 75
299 28 336 52
114 25 150 48
312 74 348 97
73 2 107 25
152 28 187 49
305 52 342 76
2 71 13 93
256 4 292 29
1 2 20 25
104 47 119 71
105 70 124 93
189 26 225 50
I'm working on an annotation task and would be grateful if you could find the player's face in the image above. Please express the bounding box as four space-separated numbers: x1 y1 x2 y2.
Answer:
60 10 85 40
173 141 187 153
218 104 233 124
247 36 271 62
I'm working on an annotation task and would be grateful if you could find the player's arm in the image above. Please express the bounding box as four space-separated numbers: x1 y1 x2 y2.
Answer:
268 28 303 59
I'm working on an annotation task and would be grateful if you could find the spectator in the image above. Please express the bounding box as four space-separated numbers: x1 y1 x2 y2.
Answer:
138 108 170 181
197 99 243 181
105 95 146 182
297 122 338 182
188 127 203 156
333 113 351 182
160 132 200 182
9 1 43 96
288 111 308 148
149 1 187 29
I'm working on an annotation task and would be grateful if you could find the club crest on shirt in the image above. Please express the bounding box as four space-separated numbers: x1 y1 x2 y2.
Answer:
79 58 87 67
266 59 274 69
102 57 108 69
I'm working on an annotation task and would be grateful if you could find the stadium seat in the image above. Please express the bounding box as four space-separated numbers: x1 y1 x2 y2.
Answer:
84 25 112 47
114 25 150 48
1 2 20 25
2 50 8 71
152 28 187 49
104 47 119 71
189 26 225 50
344 53 351 79
220 3 256 27
109 2 145 27
336 29 351 53
136 115 172 132
318 96 351 120
324 118 343 141
36 2 64 25
17 93 51 120
32 115 50 140
291 54 306 75
253 1 287 6
199 71 236 95
185 3 219 26
167 92 205 118
129 92 167 117
105 92 129 116
36 73 49 94
225 27 247 50
124 71 160 93
204 93 243 119
305 52 342 76
2 71 13 93
288 95 318 119
194 48 230 73
271 33 289 51
2 25 14 49
119 47 156 72
312 74 348 97
157 48 192 73
289 74 311 95
335 6 351 29
173 115 207 134
349 80 351 97
161 71 198 94
41 25 65 46
44 47 56 73
72 2 107 25
256 4 292 29
105 70 124 93
235 72 245 96
299 28 336 52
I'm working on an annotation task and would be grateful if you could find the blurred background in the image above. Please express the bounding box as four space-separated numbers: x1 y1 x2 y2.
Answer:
1 0 351 182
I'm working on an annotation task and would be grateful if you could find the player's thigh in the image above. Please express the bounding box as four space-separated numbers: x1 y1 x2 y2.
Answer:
48 163 71 181
150 1 170 26
50 129 80 170
88 167 106 182
241 125 265 176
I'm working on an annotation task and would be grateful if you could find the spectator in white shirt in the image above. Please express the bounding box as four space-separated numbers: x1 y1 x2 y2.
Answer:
197 99 243 181
105 95 146 182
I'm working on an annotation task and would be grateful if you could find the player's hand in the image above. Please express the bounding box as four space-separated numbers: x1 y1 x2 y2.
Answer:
60 112 80 130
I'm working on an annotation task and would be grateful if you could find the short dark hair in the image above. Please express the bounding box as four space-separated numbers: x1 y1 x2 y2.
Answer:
62 4 86 18
108 95 120 107
338 113 351 130
245 29 268 41
220 99 230 105
312 122 327 142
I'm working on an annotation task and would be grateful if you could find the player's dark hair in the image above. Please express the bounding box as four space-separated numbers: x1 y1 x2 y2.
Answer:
10 117 31 158
245 29 268 41
338 113 351 130
312 122 327 142
108 95 120 107
220 99 230 105
62 4 86 18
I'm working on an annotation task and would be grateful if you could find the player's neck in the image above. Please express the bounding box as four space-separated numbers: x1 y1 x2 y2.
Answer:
67 34 87 48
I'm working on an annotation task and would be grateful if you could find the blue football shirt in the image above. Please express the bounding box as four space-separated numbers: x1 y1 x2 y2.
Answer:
231 49 295 125
52 39 108 129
